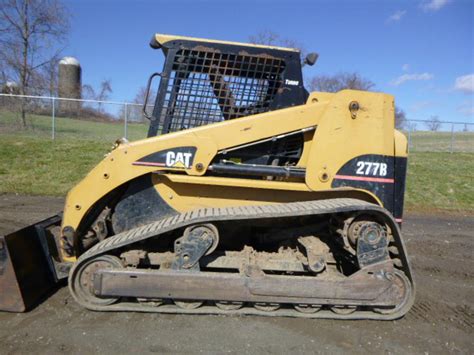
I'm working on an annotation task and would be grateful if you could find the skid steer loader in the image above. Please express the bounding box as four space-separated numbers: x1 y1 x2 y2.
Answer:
0 34 414 319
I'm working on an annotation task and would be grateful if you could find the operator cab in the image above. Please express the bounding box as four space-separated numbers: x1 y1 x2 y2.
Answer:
145 34 312 137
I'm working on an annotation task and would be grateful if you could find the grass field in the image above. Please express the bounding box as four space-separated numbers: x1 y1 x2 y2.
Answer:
404 130 474 153
404 152 473 211
0 110 149 141
1 112 473 212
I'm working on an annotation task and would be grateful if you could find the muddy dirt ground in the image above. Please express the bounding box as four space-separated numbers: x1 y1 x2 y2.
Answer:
0 194 472 354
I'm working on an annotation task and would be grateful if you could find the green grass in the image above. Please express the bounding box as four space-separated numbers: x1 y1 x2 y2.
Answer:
0 110 148 142
406 131 474 153
405 152 473 212
0 135 109 196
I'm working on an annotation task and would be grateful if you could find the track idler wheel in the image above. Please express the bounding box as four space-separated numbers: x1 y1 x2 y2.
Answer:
330 305 357 315
373 270 412 315
294 304 322 314
254 302 280 312
72 255 123 306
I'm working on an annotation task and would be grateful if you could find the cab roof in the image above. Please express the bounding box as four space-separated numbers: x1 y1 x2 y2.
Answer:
149 33 300 53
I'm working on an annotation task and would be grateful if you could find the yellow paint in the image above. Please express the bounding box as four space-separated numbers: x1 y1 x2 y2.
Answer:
154 174 381 211
153 33 299 53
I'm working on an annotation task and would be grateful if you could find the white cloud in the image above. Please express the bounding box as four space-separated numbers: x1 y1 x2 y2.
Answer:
454 74 474 94
402 64 410 71
390 73 434 86
386 10 407 23
421 0 451 12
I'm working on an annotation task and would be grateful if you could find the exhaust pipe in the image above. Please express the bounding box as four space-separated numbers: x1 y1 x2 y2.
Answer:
0 214 69 312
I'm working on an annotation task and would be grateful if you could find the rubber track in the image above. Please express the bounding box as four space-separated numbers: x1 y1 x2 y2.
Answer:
69 198 415 320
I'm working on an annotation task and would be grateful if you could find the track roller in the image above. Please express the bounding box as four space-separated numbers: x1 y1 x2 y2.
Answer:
294 304 322 314
215 301 244 311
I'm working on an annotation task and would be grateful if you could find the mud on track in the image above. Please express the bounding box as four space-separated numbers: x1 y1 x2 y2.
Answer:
0 194 472 354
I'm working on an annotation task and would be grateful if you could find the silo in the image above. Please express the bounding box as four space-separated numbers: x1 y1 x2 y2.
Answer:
58 57 82 116
0 81 20 110
2 81 20 94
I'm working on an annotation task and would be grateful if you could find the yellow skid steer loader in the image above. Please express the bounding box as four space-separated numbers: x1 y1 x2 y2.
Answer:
0 34 414 319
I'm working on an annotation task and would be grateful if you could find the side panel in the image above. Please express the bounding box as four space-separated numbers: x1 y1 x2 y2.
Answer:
331 154 396 217
305 91 396 209
393 157 408 221
153 174 380 212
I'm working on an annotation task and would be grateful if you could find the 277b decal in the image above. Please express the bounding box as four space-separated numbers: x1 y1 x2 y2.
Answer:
333 155 394 184
355 161 388 177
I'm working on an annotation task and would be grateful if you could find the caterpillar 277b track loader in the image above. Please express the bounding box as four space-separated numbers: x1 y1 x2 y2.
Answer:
1 34 414 319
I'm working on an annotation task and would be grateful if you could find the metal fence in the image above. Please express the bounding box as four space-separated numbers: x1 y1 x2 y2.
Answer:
404 119 473 153
0 93 473 153
0 93 151 142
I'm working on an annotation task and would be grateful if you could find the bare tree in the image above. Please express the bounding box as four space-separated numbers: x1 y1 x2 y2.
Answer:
38 53 60 97
307 72 375 92
96 80 113 102
119 86 156 122
0 0 70 127
81 84 96 100
82 80 113 111
395 107 406 130
425 115 441 131
248 30 280 46
248 30 308 59
96 79 112 113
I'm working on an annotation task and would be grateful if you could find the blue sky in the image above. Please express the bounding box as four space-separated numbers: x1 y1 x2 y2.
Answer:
64 0 473 125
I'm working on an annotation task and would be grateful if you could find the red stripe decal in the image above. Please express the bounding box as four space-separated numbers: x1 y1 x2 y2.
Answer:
334 175 395 183
132 161 166 167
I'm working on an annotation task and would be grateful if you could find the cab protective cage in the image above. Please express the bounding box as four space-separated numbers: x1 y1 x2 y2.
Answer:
147 35 309 136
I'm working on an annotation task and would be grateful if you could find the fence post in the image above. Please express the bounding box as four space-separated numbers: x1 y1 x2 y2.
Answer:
124 103 128 139
408 126 412 151
51 97 55 140
450 123 454 154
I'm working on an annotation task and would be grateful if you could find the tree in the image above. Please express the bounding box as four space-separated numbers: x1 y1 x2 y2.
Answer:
395 107 407 130
0 0 70 128
248 30 308 59
307 72 375 92
96 80 112 102
82 80 113 113
82 84 96 101
120 86 156 123
39 53 60 97
425 115 441 131
248 30 280 46
96 79 112 112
